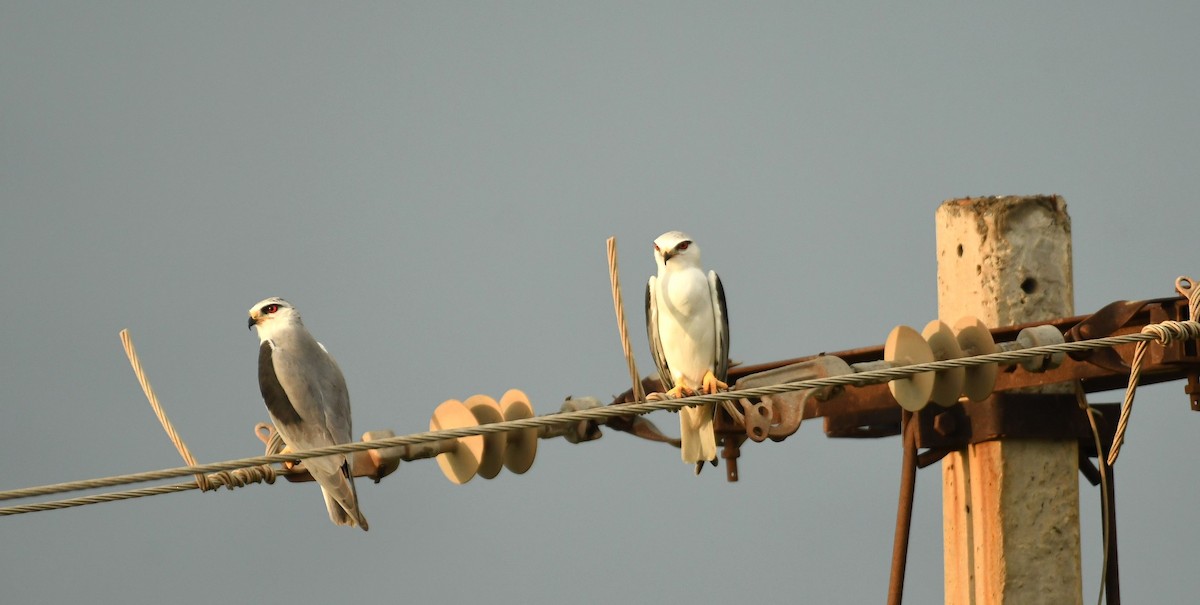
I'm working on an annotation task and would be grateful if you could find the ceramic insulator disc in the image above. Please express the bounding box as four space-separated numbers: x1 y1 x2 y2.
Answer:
430 399 485 485
885 325 936 411
500 389 538 474
465 394 507 480
953 316 998 402
922 320 967 407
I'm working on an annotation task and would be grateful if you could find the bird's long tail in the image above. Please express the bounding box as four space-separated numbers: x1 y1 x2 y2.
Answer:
311 456 369 531
679 403 717 465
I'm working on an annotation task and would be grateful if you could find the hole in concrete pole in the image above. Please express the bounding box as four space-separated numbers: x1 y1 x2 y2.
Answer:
956 244 964 257
1020 277 1038 294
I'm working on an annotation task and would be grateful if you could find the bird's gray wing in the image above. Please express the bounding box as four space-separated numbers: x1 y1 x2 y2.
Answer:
313 343 353 445
709 271 730 382
646 276 673 389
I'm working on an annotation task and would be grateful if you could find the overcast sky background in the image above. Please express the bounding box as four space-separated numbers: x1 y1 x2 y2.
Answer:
3 3 1199 603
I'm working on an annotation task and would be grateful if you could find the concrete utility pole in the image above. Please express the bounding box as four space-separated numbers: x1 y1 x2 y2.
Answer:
936 197 1082 604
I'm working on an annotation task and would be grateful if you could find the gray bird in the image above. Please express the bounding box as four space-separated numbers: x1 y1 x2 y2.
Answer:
646 231 730 468
248 297 368 530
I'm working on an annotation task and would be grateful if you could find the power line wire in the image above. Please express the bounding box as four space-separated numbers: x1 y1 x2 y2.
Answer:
2 319 1197 517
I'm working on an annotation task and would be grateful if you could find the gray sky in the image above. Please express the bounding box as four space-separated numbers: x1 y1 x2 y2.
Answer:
2 3 1198 603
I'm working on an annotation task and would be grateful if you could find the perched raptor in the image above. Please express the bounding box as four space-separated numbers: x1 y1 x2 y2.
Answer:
248 297 368 530
646 231 730 469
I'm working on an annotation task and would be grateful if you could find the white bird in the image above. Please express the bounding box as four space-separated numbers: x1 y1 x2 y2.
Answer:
646 231 730 469
248 297 368 530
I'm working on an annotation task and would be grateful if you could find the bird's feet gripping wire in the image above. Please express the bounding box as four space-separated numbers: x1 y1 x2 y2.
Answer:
701 370 728 395
646 384 697 401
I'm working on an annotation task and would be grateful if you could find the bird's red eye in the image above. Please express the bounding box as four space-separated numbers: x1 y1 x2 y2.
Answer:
654 244 660 252
677 242 690 251
263 304 279 314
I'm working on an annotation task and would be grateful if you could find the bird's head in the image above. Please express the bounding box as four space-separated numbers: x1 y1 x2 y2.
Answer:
247 297 301 337
653 230 701 269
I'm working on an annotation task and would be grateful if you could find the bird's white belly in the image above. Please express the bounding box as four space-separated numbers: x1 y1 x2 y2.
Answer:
658 270 716 388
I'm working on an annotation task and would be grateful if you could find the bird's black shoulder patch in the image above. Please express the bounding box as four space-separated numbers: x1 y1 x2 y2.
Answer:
713 271 730 382
259 341 302 426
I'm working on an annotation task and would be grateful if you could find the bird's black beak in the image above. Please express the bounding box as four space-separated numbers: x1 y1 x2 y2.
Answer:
662 250 676 263
247 316 257 330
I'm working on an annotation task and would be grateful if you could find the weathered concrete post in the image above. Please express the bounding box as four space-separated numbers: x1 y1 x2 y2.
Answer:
935 196 1082 604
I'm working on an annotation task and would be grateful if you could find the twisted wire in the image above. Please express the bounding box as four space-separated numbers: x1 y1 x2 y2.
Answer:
0 465 284 516
120 330 212 491
1107 278 1200 466
607 237 646 402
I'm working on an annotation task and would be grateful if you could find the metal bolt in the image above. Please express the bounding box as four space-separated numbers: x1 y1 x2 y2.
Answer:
934 412 957 436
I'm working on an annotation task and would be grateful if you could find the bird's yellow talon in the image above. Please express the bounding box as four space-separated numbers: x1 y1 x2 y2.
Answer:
666 385 691 398
701 370 728 395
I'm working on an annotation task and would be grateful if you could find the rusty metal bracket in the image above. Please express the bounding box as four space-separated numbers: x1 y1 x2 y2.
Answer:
1149 299 1200 410
722 296 1199 442
914 395 1119 455
728 356 851 442
1065 299 1149 372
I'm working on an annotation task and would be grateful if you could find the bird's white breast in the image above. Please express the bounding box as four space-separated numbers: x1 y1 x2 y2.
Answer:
655 265 717 387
